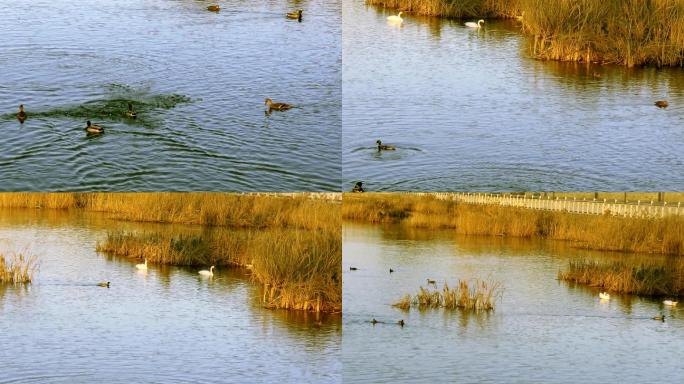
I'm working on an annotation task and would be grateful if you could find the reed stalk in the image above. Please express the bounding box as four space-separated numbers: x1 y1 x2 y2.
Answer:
393 279 502 311
0 253 37 284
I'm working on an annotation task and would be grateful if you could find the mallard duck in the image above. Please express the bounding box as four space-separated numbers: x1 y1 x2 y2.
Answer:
387 12 403 23
85 121 104 134
599 292 610 300
16 104 27 123
655 100 669 108
427 278 436 285
265 98 294 111
287 10 303 21
349 267 358 271
126 103 137 118
199 266 215 277
465 19 485 29
376 140 396 151
371 318 379 324
207 5 220 12
652 314 665 322
352 181 365 193
97 282 110 288
663 300 678 306
397 319 405 327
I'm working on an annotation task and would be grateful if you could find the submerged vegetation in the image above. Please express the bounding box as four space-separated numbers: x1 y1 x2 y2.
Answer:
559 258 684 296
0 192 341 312
0 253 37 284
343 193 684 256
393 280 502 311
367 0 684 67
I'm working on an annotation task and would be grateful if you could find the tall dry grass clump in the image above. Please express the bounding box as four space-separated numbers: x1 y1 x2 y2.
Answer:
366 0 521 18
559 258 684 296
0 253 38 284
343 193 684 256
393 279 502 311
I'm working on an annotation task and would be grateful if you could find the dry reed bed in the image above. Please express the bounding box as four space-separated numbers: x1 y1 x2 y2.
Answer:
367 0 684 67
559 258 684 296
393 280 502 311
0 253 37 284
343 193 684 256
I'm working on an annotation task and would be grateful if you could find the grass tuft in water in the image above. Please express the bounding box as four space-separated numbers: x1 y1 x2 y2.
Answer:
0 253 38 284
394 279 502 312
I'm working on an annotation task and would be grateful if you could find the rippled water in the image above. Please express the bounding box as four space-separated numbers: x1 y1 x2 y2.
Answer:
0 209 340 383
0 0 341 191
343 223 684 383
343 1 684 191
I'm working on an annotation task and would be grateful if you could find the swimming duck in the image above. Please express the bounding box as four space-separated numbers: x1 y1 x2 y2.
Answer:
652 314 665 322
655 100 669 108
427 278 436 285
465 19 485 29
397 319 405 327
97 282 110 288
352 181 365 193
287 10 303 21
199 266 215 277
207 5 220 12
599 292 610 300
371 318 379 324
663 300 678 306
126 103 137 119
265 98 294 111
85 121 104 134
349 267 358 271
389 268 394 273
16 104 27 123
376 140 396 151
387 12 403 23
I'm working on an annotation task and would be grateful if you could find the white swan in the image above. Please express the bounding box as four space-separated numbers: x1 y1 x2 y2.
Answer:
465 19 485 29
135 259 148 270
387 12 403 23
199 265 215 277
599 292 610 300
664 300 678 306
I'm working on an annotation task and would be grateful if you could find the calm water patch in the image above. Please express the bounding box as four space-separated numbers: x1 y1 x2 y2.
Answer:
0 209 340 383
343 1 684 191
343 223 684 383
0 0 341 191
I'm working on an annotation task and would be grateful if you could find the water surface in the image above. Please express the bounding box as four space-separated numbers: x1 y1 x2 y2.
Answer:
343 223 684 383
343 1 684 191
0 0 341 191
0 209 340 383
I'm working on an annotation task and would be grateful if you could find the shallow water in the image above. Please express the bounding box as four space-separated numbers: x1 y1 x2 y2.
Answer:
0 0 341 191
342 1 684 191
343 223 684 383
0 209 340 383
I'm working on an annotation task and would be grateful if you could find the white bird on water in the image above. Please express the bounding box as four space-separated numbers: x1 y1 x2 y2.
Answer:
664 300 678 306
387 11 403 23
199 266 215 277
599 292 610 300
136 259 148 270
465 19 485 29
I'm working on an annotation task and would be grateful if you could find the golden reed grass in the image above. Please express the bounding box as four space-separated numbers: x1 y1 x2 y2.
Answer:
343 193 684 256
0 253 37 284
393 279 502 311
367 0 684 67
559 258 684 296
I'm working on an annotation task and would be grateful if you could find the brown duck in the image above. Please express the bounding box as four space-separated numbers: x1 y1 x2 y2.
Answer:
16 104 27 123
265 98 294 111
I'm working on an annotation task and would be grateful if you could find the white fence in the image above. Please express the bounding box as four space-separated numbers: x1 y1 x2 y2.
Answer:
410 192 684 218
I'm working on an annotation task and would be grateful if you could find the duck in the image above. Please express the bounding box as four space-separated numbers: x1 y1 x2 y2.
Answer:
125 102 137 119
592 72 602 78
97 282 110 288
371 318 379 324
376 140 396 151
397 319 405 327
652 314 665 322
85 120 104 134
426 278 436 285
389 268 394 273
387 12 403 23
199 265 215 277
655 100 669 108
135 259 148 270
265 98 294 111
663 300 678 306
352 181 365 193
16 104 27 123
599 292 610 300
349 267 358 271
465 19 485 29
207 5 220 12
287 10 303 21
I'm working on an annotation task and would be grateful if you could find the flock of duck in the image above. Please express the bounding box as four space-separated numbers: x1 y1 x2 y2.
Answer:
599 291 677 321
93 259 216 288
